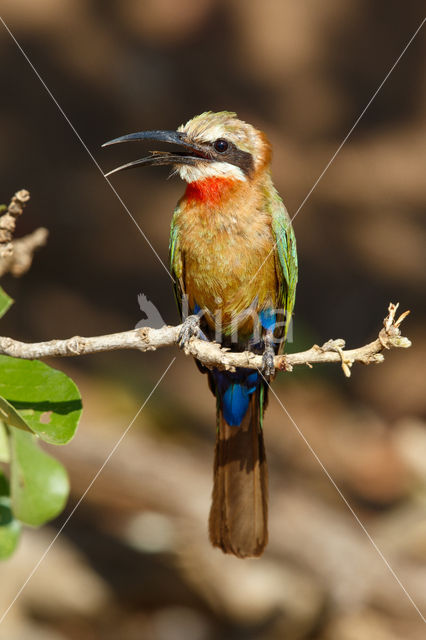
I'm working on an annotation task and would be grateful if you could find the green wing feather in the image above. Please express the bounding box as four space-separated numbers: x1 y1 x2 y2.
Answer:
169 207 185 318
269 187 298 348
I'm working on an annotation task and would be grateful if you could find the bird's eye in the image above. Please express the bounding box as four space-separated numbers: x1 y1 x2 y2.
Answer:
214 138 229 153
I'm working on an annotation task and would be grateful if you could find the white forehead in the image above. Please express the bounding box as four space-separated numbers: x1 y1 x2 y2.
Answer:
179 122 231 144
177 111 258 152
178 111 236 136
176 161 246 183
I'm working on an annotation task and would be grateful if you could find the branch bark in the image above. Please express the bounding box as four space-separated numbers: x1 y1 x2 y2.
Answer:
0 190 48 277
0 303 411 377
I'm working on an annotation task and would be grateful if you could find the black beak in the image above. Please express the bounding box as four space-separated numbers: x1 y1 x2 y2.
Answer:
102 130 210 177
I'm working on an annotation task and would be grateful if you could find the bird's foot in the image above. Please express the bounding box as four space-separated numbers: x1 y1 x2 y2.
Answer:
178 315 200 350
261 345 275 379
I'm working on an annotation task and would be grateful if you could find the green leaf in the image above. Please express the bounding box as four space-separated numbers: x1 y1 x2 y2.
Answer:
0 287 13 319
0 421 10 462
0 356 82 444
10 429 69 526
0 397 33 434
0 494 21 559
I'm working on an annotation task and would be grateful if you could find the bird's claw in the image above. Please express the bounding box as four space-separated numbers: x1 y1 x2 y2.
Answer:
261 348 275 379
178 315 200 349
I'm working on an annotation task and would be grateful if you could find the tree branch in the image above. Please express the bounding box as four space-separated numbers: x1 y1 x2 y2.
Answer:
0 190 48 277
0 303 411 377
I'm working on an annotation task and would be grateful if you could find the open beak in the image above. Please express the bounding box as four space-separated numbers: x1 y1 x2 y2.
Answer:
102 130 210 177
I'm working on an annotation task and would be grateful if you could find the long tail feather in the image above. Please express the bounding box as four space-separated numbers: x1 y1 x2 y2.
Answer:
208 386 268 558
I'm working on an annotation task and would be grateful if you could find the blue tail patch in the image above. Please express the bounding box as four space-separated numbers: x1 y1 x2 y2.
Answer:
259 308 276 331
214 370 259 427
223 384 250 426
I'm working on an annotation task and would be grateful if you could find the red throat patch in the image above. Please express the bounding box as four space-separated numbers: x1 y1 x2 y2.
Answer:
184 177 238 206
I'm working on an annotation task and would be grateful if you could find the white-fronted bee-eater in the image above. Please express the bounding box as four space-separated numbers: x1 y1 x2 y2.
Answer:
104 111 298 558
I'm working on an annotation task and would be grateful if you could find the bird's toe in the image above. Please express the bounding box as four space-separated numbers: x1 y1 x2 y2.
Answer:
261 349 275 378
178 315 200 349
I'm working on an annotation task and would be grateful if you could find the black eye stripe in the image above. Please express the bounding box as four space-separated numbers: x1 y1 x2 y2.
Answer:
210 139 254 177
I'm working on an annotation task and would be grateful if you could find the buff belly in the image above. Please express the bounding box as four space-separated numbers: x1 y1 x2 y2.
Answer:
184 235 277 339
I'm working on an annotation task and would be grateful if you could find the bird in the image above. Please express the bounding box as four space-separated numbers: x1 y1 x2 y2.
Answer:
103 111 298 558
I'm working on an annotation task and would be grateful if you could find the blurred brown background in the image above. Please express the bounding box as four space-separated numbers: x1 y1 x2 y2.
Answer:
1 1 426 639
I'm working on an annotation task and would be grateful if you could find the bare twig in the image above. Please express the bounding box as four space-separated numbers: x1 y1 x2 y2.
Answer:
0 190 30 255
0 190 48 277
0 303 411 376
1 227 49 277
